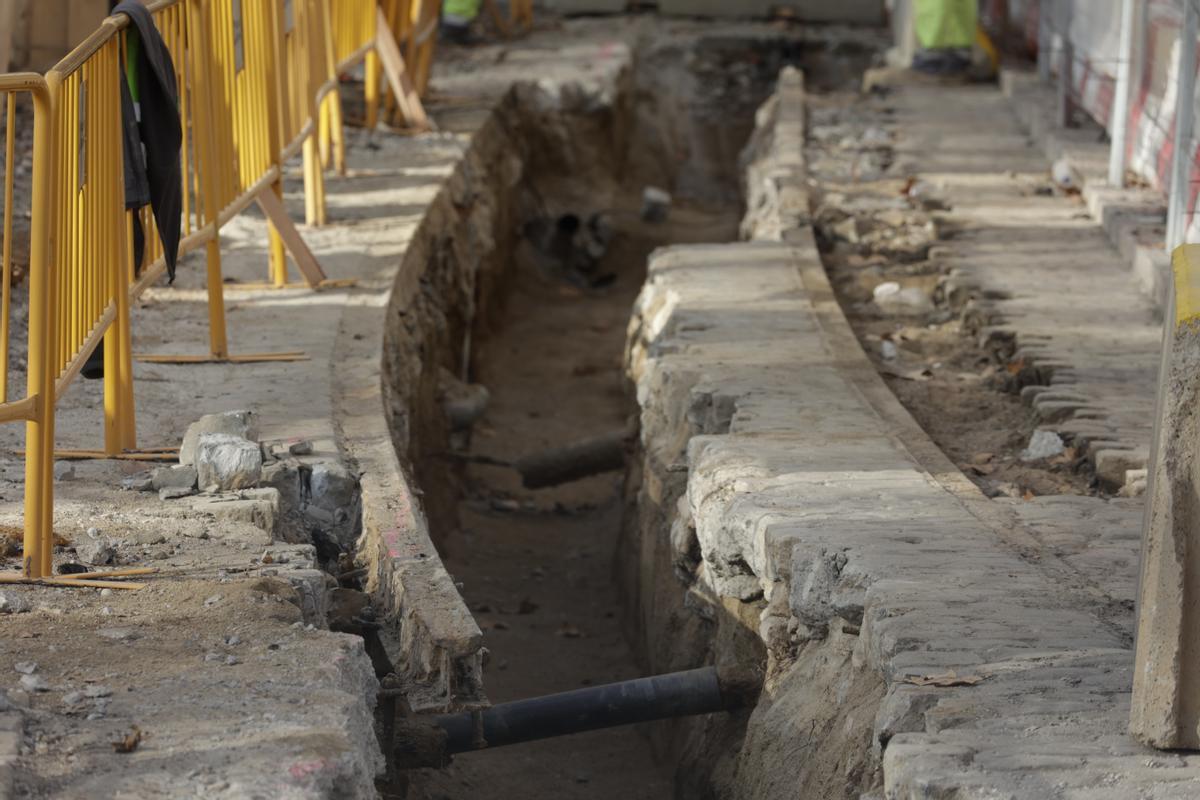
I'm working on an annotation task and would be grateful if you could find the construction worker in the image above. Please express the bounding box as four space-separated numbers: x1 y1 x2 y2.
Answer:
912 0 977 76
442 0 482 44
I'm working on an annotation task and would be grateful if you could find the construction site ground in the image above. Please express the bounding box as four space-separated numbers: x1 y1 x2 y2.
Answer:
0 10 1191 800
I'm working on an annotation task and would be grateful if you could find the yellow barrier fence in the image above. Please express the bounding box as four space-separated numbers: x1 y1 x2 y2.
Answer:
4 1 448 578
0 75 53 578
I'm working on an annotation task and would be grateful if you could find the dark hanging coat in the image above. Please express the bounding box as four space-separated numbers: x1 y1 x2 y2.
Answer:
83 3 183 380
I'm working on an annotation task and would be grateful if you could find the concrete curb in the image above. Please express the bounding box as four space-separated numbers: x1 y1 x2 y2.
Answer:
999 67 1171 312
331 187 484 714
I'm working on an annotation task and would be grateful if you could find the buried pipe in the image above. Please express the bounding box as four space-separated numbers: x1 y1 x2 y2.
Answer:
392 666 759 768
514 427 630 489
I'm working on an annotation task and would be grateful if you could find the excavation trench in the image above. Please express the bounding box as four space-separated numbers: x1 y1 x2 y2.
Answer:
369 29 864 800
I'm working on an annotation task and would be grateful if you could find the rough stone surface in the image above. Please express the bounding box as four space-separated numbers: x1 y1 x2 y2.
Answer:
191 489 280 539
195 433 263 493
621 68 1200 798
150 464 198 492
179 411 257 466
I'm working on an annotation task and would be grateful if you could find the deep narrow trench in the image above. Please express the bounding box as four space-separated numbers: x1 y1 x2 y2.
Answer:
422 194 737 800
393 31 809 800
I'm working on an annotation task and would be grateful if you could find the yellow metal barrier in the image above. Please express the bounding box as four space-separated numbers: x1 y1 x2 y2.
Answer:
5 1 449 579
0 75 54 578
45 25 138 459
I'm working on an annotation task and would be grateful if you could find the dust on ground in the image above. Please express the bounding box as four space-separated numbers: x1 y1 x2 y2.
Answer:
804 90 1095 499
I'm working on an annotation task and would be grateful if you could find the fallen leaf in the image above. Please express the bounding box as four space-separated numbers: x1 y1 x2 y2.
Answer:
902 671 986 687
1023 489 1036 501
1005 358 1026 375
112 726 142 754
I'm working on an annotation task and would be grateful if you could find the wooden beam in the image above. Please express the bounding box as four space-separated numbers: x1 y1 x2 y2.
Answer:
375 6 430 132
254 187 327 287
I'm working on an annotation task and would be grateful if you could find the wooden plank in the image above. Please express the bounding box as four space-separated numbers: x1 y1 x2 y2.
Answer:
253 188 327 287
375 6 430 131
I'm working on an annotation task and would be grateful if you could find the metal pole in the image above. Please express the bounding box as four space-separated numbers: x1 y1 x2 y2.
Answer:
1038 0 1053 82
1168 0 1198 249
1057 0 1076 127
1109 0 1138 186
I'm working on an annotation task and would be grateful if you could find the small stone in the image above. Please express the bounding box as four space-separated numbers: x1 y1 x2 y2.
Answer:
0 690 12 712
101 606 112 616
203 652 222 662
204 594 222 608
19 674 48 692
225 635 241 646
99 589 112 598
224 655 239 666
1020 429 1065 462
75 539 116 566
83 684 112 698
287 440 313 456
63 690 86 708
13 661 37 675
159 486 195 500
53 461 76 482
641 186 671 222
120 472 154 492
0 592 30 614
97 627 140 641
129 530 166 546
86 527 100 538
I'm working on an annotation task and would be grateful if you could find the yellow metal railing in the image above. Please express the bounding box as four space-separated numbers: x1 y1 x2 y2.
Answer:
0 75 53 578
6 1 449 578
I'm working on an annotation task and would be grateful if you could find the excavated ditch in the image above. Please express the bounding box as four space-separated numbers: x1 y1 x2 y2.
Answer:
372 28 878 800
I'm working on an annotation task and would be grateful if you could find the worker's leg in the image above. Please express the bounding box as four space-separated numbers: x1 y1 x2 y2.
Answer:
912 0 977 74
442 0 483 44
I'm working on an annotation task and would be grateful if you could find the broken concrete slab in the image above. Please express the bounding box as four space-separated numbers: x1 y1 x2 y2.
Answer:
195 433 263 493
191 489 280 540
179 410 257 466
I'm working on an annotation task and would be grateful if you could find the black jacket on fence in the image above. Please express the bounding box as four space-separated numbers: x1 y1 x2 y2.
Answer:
113 0 182 282
83 3 183 380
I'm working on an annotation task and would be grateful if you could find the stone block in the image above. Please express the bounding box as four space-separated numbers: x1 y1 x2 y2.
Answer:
180 410 256 466
192 489 279 540
196 433 262 492
150 464 198 492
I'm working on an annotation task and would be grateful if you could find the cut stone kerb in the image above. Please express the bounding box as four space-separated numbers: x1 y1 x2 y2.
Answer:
1132 244 1200 749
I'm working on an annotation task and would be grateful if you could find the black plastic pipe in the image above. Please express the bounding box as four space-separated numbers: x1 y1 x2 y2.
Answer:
435 666 725 754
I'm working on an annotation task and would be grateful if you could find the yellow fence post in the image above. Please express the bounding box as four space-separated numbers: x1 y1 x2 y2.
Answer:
20 74 56 578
